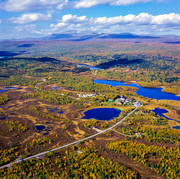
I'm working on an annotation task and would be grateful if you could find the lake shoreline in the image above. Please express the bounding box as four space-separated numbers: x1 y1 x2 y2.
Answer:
93 77 179 96
94 79 180 101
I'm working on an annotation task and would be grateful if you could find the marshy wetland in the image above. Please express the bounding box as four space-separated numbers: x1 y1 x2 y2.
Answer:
0 40 179 178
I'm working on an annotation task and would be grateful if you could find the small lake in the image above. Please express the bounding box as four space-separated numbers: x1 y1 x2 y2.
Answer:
49 108 64 114
152 108 180 129
0 89 7 93
3 87 21 90
43 132 49 136
82 108 121 121
0 116 6 120
77 64 101 70
35 125 46 131
0 87 21 93
94 79 180 101
52 87 60 90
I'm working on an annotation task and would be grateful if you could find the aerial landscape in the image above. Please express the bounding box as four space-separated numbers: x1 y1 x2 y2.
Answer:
0 0 180 178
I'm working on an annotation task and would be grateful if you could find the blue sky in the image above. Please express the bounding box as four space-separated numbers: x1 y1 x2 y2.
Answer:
0 0 180 39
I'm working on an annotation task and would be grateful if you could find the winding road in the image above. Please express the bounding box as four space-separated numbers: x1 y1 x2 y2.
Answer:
0 104 140 170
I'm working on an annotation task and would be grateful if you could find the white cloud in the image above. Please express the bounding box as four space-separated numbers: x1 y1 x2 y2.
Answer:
74 0 156 8
93 13 180 26
62 14 87 23
11 13 51 24
49 13 180 34
1 0 68 12
74 0 107 8
50 14 90 32
151 13 180 25
0 0 164 11
110 0 151 6
57 0 69 9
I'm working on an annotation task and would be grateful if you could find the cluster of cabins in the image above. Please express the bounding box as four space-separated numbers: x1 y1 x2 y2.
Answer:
78 93 141 107
108 95 134 105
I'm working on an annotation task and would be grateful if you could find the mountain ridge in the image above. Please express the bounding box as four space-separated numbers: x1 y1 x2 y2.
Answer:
43 33 160 41
1 33 180 42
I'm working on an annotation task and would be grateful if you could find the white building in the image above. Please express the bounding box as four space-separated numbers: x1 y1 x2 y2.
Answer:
78 93 97 98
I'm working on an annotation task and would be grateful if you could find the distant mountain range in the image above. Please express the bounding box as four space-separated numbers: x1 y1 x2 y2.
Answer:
1 33 180 43
43 33 160 41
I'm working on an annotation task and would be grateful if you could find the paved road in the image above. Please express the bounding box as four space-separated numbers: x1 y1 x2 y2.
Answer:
0 105 140 170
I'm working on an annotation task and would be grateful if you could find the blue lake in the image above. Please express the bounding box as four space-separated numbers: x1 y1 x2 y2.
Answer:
58 111 64 114
3 87 21 90
0 87 21 93
77 64 101 70
35 125 45 131
49 108 64 114
173 126 180 129
94 79 180 101
152 108 171 120
152 108 180 129
43 132 49 136
0 89 7 93
82 108 121 121
52 87 60 90
0 116 6 120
